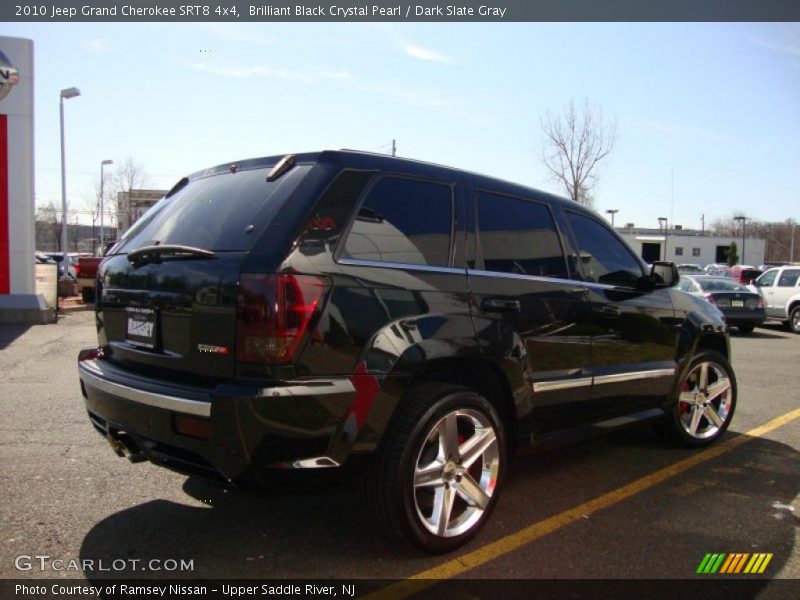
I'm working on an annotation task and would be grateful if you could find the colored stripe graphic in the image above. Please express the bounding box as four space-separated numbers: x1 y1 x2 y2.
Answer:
698 553 773 574
0 114 9 295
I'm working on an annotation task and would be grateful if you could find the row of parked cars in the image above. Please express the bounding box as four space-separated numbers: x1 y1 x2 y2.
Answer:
676 262 800 334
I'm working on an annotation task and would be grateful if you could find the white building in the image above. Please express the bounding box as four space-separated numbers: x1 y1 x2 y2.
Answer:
616 227 765 267
117 189 167 235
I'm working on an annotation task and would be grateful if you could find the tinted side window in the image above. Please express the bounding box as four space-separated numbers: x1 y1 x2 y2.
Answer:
342 177 452 267
476 192 567 278
778 269 800 287
566 211 643 287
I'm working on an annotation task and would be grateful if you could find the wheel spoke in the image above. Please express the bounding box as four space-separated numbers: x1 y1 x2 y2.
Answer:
459 428 496 468
438 413 459 460
699 363 709 391
414 461 444 488
705 404 724 428
432 484 455 536
456 472 490 509
679 391 699 405
705 378 730 402
688 405 704 435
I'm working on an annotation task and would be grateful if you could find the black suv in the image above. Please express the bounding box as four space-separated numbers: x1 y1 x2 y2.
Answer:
78 151 736 552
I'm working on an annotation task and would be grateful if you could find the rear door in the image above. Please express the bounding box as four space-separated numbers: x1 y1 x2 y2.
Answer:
562 210 679 416
98 162 312 382
466 187 594 433
774 268 800 317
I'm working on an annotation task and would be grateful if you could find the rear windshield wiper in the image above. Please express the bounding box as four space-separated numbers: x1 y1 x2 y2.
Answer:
127 244 215 267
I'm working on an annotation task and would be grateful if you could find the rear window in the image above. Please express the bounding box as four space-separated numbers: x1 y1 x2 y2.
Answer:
697 278 749 292
115 165 311 253
740 269 761 280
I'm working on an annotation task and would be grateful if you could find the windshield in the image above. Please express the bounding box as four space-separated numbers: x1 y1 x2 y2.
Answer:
697 278 749 292
114 165 310 254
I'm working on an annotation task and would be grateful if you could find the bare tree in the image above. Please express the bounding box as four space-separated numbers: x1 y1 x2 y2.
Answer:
108 157 153 233
35 202 63 251
540 99 617 207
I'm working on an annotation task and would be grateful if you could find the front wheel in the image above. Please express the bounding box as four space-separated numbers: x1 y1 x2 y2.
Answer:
660 351 737 447
363 383 506 553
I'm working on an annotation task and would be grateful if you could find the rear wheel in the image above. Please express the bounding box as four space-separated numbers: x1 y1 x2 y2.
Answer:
660 351 736 447
790 307 800 334
363 383 506 553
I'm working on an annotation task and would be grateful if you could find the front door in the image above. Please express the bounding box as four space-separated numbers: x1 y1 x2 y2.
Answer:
466 188 593 434
563 210 679 418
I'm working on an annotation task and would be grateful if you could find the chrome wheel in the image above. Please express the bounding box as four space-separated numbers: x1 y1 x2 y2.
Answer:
413 408 500 538
678 360 733 440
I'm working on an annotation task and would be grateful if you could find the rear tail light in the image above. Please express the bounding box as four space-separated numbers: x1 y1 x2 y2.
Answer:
236 273 327 364
74 263 81 277
704 293 716 305
758 296 765 309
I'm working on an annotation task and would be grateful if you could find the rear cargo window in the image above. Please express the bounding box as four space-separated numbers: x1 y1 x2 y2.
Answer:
115 165 310 253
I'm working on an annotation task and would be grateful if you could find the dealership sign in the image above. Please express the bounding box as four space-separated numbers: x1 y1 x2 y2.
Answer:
0 49 18 101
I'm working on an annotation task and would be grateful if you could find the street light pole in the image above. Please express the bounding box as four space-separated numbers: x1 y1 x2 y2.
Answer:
658 217 668 260
99 159 114 252
59 87 80 268
734 216 746 265
605 209 619 227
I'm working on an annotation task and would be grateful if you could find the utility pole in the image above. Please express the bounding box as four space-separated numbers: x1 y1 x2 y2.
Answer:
700 214 705 233
391 139 396 157
734 216 746 265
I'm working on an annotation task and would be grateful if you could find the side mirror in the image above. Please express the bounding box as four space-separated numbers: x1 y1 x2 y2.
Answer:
650 261 679 288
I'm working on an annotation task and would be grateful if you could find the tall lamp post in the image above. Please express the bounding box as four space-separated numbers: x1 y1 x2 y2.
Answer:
734 216 746 265
59 86 80 270
658 217 668 260
605 209 619 227
99 159 114 252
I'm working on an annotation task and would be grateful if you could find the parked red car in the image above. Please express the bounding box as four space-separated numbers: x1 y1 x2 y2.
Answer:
727 265 763 285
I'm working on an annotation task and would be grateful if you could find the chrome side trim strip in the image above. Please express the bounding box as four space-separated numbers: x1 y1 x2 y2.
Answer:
532 377 593 393
261 379 356 397
467 268 628 292
593 368 675 385
532 368 675 393
337 257 465 275
79 363 212 417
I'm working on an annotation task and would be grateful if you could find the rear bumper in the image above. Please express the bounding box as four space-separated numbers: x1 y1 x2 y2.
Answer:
720 308 766 326
78 353 360 486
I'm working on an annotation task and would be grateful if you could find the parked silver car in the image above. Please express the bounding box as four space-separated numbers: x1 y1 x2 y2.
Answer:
751 266 800 333
677 275 766 334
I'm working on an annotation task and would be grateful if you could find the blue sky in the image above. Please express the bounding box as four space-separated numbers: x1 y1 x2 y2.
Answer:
4 22 800 230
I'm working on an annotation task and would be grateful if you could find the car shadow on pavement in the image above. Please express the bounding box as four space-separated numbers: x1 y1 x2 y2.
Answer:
0 324 32 349
741 330 790 340
79 476 413 580
79 431 799 581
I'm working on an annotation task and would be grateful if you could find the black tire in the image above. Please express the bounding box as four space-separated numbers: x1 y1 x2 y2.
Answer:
81 287 95 303
659 351 737 447
362 383 506 553
790 306 800 334
736 323 755 334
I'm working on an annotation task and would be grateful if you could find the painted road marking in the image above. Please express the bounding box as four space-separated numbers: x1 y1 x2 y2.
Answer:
368 407 800 600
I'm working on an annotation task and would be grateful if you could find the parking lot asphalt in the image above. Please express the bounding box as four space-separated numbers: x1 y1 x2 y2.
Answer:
1 309 798 590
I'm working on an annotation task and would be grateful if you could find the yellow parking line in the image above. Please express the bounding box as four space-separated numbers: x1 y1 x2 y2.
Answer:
367 407 800 600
